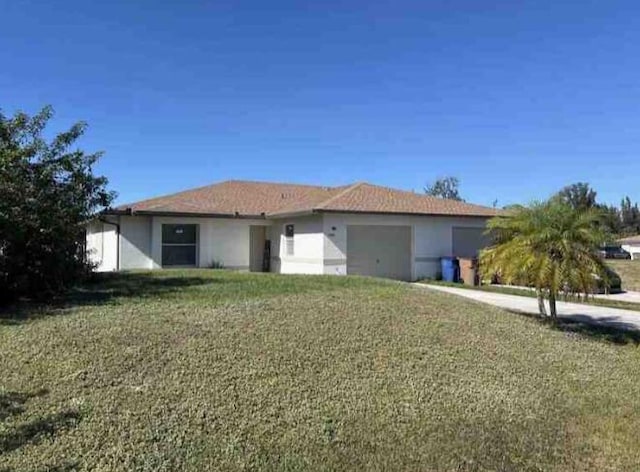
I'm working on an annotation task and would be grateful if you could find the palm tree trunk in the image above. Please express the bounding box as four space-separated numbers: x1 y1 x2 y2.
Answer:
537 290 547 317
548 291 558 321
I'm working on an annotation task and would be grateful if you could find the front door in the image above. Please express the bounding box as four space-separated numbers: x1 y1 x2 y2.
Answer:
249 226 266 272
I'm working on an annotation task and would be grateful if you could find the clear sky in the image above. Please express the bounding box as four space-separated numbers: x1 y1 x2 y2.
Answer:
2 0 639 207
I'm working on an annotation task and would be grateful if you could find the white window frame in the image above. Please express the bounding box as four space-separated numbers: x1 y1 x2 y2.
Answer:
284 223 294 256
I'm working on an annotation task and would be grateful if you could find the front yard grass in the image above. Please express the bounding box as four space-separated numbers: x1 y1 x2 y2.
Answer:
2 270 640 471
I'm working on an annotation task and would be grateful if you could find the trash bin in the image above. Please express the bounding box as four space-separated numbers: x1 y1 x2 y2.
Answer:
441 257 460 283
459 258 478 286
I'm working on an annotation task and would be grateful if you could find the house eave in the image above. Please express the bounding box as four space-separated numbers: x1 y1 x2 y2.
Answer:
314 209 497 218
105 209 267 219
266 209 316 219
101 208 131 216
102 207 497 220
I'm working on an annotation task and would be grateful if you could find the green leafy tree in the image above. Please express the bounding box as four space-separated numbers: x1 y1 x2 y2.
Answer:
555 182 597 211
0 106 114 303
479 200 609 321
598 204 622 237
424 176 464 201
554 182 637 238
620 196 640 236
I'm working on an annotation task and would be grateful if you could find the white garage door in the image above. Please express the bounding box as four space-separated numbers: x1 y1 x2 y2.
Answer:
347 225 412 280
452 227 491 258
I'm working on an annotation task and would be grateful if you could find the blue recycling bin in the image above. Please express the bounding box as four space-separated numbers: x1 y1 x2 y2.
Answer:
441 257 460 283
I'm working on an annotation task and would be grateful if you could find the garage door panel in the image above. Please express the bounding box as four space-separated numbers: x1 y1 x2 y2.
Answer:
452 227 491 258
347 225 411 280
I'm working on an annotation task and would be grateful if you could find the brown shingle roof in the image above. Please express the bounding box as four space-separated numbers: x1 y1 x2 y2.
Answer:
114 180 498 218
312 182 498 217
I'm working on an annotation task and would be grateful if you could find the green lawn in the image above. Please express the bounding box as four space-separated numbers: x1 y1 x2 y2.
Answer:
2 270 640 471
609 259 640 292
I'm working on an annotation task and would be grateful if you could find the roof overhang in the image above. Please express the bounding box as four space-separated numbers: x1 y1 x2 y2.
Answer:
103 208 266 219
265 209 316 219
311 209 497 218
101 208 131 216
102 207 497 220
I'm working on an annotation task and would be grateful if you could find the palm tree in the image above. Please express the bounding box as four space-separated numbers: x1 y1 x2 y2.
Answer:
479 200 610 320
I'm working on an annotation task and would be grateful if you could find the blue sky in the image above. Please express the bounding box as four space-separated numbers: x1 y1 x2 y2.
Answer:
2 0 639 207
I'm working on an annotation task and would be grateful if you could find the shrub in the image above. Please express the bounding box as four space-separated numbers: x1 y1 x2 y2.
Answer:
0 106 114 303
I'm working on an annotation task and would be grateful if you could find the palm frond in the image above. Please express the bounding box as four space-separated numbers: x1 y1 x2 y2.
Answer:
480 199 609 299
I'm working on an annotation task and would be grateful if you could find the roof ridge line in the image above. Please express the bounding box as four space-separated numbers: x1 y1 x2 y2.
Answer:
225 178 337 189
314 181 367 210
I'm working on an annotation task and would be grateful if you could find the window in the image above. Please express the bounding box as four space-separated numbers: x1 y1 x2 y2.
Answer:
162 224 197 266
285 224 294 256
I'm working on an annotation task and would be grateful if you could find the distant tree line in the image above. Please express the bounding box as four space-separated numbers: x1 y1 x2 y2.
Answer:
555 182 640 238
426 177 640 239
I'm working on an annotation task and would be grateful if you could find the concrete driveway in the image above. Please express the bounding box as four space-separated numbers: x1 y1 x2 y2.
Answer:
594 290 640 304
416 284 640 332
479 284 640 305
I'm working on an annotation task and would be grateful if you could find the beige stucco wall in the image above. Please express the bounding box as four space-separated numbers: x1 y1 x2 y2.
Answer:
86 219 118 272
120 216 153 270
269 215 325 275
322 212 489 280
87 216 271 271
149 216 270 269
85 215 153 271
87 212 489 279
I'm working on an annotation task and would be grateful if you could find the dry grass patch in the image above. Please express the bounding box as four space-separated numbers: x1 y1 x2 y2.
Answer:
609 260 640 292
